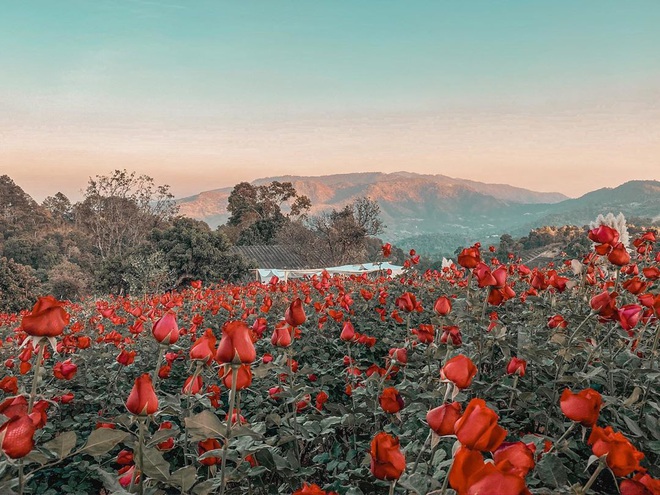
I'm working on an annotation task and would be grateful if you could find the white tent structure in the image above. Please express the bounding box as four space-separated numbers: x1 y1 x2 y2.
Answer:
255 262 404 283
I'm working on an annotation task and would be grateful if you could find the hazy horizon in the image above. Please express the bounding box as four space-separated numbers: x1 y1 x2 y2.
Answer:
2 1 659 201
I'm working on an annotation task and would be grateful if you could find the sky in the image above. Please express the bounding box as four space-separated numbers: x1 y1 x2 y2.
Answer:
1 0 659 201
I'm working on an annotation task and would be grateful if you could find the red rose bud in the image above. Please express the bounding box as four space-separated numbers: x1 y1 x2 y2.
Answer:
493 442 536 478
618 304 643 331
0 414 36 459
426 402 462 436
182 375 203 395
388 347 408 365
53 359 78 380
340 321 356 341
547 315 567 329
222 364 252 390
116 349 136 366
116 449 134 465
370 432 406 480
315 391 329 410
440 325 462 346
216 321 256 364
454 398 507 452
506 357 527 377
190 328 217 364
271 322 292 347
559 388 602 426
608 242 631 266
457 246 481 269
285 298 306 327
125 373 159 416
588 225 619 245
441 354 477 389
433 296 452 316
381 243 392 257
20 295 70 338
151 311 179 345
379 387 405 413
294 483 327 495
0 376 18 394
588 425 645 477
198 438 222 466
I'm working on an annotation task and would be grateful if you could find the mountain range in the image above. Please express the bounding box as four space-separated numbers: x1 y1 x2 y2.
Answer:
177 172 660 255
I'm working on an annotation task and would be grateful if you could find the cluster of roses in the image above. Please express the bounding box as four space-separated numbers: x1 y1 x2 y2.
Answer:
0 296 70 460
560 388 659 494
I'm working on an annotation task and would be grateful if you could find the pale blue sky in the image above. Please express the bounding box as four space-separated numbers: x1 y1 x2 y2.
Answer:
1 1 659 199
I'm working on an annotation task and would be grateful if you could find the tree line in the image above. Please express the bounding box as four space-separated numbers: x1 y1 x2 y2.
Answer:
0 171 401 311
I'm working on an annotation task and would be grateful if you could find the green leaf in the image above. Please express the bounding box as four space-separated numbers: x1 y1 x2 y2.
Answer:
43 431 77 459
185 410 226 440
622 415 644 437
536 455 568 488
169 466 197 492
80 428 128 457
142 446 171 481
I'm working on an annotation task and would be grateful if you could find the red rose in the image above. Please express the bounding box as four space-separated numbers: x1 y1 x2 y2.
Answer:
340 321 356 342
493 442 536 478
618 304 642 331
285 298 306 327
190 329 217 364
197 438 222 466
294 483 327 495
506 357 526 377
441 354 477 389
608 242 631 266
370 432 406 480
458 247 481 269
588 425 645 477
559 388 602 426
589 225 619 245
53 359 78 380
222 364 252 390
125 373 158 416
427 402 462 436
454 398 507 452
381 243 392 258
271 322 292 347
434 296 452 316
216 321 256 364
0 376 18 394
20 296 70 338
379 387 405 414
0 414 36 459
151 311 179 345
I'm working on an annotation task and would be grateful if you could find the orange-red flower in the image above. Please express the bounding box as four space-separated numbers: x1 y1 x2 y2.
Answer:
454 398 507 452
433 296 452 316
197 438 222 466
370 432 405 480
20 295 70 338
294 483 327 495
53 359 78 380
190 328 217 363
427 402 462 436
216 321 256 364
493 442 536 478
340 321 355 342
559 388 602 426
285 298 306 327
271 322 292 347
379 387 404 413
608 242 631 266
441 354 477 389
449 446 529 495
588 425 645 477
126 373 159 416
151 311 179 345
458 246 481 269
222 364 252 390
618 304 643 332
0 414 36 459
506 357 526 377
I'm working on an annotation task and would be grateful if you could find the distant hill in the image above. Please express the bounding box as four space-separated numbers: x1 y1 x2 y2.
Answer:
177 171 567 233
178 174 659 257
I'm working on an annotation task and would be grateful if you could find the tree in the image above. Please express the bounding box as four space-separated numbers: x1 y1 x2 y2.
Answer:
0 175 48 239
74 170 178 260
42 192 74 224
0 257 41 312
225 181 311 245
152 217 254 287
286 198 384 265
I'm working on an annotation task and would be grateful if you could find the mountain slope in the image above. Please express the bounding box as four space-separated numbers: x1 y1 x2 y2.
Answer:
177 171 568 232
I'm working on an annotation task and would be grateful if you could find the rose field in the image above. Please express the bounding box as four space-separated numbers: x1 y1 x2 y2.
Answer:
0 225 659 495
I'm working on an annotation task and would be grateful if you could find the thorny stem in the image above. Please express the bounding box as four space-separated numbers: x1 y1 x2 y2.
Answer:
581 324 619 373
546 421 578 454
20 340 46 495
581 458 606 494
411 431 431 474
151 344 166 383
507 375 519 409
219 363 240 495
440 453 456 495
388 480 397 495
